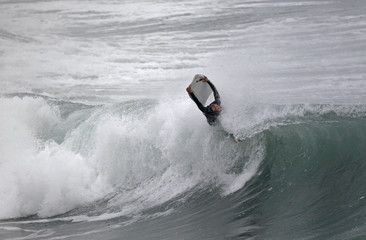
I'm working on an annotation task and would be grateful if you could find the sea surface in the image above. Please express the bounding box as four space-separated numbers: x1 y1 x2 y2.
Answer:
1 0 366 239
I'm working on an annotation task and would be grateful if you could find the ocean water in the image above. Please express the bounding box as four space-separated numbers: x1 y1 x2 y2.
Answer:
1 0 366 239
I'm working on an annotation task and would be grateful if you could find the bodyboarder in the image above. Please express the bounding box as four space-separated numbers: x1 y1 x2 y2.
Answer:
186 75 221 126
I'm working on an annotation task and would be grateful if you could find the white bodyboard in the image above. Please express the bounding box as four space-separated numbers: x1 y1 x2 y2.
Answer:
190 74 212 105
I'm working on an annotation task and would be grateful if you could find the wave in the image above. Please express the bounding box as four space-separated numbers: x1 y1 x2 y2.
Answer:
0 95 262 220
1 94 366 239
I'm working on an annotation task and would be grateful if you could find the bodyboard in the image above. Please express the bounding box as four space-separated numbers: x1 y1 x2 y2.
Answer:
189 74 212 106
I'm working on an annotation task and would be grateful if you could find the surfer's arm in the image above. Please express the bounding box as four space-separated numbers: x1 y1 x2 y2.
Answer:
187 85 205 112
206 80 221 105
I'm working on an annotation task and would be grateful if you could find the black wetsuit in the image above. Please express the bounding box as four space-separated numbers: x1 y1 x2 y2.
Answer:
188 80 221 126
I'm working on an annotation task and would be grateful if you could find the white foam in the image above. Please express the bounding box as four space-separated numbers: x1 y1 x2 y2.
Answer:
0 97 112 219
73 98 265 220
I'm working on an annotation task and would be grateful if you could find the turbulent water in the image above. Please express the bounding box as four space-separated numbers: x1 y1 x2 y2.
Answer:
1 0 366 239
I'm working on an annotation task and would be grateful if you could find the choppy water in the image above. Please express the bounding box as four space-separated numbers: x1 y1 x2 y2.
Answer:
1 0 366 239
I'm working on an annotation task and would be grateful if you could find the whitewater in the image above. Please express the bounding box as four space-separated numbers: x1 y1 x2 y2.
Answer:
1 0 366 239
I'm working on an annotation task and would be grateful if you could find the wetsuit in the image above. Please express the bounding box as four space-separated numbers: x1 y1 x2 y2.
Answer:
188 80 221 126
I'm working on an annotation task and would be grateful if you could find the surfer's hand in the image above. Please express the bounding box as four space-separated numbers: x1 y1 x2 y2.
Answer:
186 85 193 93
202 76 208 82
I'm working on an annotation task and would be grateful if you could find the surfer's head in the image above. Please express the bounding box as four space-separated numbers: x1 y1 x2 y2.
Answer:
210 103 220 112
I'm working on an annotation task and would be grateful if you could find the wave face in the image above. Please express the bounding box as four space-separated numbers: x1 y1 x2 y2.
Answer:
256 116 366 240
1 95 366 239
